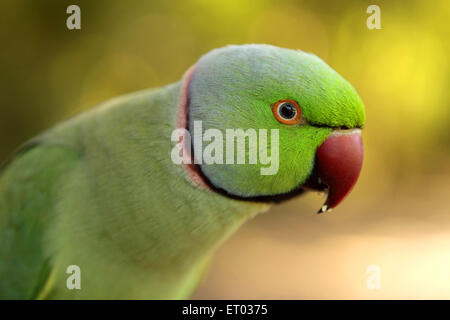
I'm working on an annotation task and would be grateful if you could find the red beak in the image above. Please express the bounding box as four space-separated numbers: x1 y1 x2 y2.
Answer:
305 129 363 213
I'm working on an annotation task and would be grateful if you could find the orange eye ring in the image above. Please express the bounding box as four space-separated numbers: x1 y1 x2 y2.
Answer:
272 99 301 125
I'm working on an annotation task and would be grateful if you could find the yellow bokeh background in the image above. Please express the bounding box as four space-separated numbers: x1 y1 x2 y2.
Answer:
0 0 449 298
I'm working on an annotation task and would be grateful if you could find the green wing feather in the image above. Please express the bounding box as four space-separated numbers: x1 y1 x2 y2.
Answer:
0 145 80 299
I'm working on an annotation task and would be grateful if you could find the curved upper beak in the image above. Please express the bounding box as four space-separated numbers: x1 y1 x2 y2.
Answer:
305 129 364 213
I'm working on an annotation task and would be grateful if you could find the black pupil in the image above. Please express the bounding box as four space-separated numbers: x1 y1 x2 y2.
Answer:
280 103 296 119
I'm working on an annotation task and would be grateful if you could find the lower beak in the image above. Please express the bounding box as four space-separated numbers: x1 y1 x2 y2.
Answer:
304 129 364 213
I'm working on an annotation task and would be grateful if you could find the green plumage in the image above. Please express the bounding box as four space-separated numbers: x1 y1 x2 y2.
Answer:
0 45 364 299
0 86 267 299
0 146 79 299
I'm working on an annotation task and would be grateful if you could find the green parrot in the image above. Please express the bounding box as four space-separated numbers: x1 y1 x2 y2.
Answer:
0 44 365 299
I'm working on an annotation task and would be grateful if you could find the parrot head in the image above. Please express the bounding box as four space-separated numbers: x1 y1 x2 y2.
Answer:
180 44 365 213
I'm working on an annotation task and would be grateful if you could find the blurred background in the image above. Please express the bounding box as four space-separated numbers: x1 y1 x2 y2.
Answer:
1 0 449 298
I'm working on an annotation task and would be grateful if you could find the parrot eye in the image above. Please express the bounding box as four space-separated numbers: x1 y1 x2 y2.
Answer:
272 99 301 125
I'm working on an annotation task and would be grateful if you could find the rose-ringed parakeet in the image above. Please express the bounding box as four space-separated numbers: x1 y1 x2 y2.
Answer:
0 44 365 299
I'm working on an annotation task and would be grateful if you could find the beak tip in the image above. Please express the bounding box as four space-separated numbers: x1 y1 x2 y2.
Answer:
317 204 333 214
